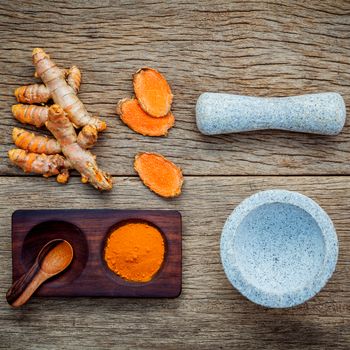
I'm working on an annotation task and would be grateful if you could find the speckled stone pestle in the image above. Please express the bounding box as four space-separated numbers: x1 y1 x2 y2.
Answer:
196 92 346 135
220 190 338 308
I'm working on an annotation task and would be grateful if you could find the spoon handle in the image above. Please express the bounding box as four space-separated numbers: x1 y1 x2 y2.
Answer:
6 263 48 307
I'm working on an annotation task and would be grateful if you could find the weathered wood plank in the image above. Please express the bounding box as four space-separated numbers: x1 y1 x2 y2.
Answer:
0 0 349 176
1 1 350 349
0 176 349 349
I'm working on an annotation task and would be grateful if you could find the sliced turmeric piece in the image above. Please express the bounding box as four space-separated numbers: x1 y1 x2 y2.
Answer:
133 68 173 118
117 98 175 136
134 152 183 198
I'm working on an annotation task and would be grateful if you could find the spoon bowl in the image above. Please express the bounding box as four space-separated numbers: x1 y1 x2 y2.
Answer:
40 240 73 275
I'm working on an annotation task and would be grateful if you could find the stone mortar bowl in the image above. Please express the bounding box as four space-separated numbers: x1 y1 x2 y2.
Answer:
220 189 338 308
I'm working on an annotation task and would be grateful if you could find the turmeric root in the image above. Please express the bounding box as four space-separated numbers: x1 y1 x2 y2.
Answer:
8 149 70 177
15 84 51 104
133 67 173 118
13 127 61 154
56 169 70 184
134 152 183 198
16 66 81 103
77 125 98 149
10 49 111 190
12 104 49 128
46 105 112 191
33 48 106 131
66 66 81 94
12 117 97 154
117 98 175 136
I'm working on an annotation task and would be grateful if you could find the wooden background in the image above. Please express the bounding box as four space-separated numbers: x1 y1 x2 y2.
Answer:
0 0 349 348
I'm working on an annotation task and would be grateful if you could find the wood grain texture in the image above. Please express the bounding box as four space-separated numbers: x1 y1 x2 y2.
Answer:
0 0 349 176
0 176 349 349
1 0 350 349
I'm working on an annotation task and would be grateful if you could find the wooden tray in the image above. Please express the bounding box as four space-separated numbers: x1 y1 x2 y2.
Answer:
11 209 182 298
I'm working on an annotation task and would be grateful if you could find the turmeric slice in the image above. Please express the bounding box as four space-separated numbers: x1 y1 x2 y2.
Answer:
117 98 175 136
134 152 183 198
133 68 173 118
13 127 61 154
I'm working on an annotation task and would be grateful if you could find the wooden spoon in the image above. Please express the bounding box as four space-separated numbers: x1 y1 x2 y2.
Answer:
6 239 73 307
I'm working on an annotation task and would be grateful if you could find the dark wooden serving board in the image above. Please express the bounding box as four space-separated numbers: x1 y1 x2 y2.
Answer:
11 210 182 298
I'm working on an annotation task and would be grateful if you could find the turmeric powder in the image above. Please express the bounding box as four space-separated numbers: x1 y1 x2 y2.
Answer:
104 222 165 282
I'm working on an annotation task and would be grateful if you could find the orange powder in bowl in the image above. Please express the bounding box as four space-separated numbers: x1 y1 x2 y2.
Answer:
104 222 165 282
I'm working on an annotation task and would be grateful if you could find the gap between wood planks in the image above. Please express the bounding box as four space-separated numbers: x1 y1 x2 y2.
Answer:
1 174 350 178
